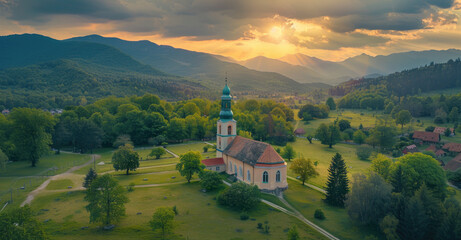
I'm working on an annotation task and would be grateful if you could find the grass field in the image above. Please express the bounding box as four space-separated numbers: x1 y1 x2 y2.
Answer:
294 109 384 135
285 138 371 188
32 182 327 240
0 153 91 208
284 179 381 240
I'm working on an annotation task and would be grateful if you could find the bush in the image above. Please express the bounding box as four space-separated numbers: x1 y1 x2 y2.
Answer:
126 182 135 192
425 126 435 132
314 209 325 220
217 182 261 211
257 223 263 229
203 145 209 153
199 171 222 191
356 146 374 161
172 205 178 215
240 212 249 220
434 116 445 124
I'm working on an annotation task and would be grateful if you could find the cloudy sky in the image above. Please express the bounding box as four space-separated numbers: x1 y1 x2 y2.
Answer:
1 0 461 61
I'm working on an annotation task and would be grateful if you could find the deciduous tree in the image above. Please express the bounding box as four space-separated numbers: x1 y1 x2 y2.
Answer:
315 123 341 148
149 147 166 159
290 157 319 185
176 151 203 183
0 205 46 240
282 145 296 162
85 174 129 225
10 108 55 167
112 144 140 175
346 173 392 225
150 207 176 240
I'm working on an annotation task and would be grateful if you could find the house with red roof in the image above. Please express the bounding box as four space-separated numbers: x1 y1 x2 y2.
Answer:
444 153 461 171
202 158 226 172
294 128 306 137
402 144 418 154
442 142 461 153
433 127 455 136
412 131 440 144
202 83 288 193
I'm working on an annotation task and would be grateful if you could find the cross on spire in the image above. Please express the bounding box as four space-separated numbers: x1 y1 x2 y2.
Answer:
225 72 228 85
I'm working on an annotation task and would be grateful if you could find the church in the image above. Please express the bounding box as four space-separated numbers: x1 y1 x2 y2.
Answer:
202 82 288 193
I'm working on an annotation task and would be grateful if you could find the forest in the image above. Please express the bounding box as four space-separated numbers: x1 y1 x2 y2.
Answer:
0 94 295 163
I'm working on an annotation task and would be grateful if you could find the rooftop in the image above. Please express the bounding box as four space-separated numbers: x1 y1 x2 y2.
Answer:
412 131 440 143
223 136 285 166
202 158 225 166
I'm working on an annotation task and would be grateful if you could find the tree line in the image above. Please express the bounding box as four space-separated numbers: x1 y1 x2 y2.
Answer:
0 94 295 167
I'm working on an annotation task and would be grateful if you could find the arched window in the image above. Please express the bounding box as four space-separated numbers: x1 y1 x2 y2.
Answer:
276 171 281 182
234 165 237 175
228 125 232 135
218 139 221 149
239 166 242 178
219 124 221 134
229 162 232 172
247 170 251 181
263 171 269 183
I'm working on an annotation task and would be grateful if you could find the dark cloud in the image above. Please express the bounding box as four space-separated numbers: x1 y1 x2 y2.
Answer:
5 0 134 23
0 0 459 50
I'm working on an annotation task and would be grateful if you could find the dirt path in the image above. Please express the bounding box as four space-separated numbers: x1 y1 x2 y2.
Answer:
164 148 179 158
222 180 338 240
21 154 100 207
100 163 177 174
287 176 326 194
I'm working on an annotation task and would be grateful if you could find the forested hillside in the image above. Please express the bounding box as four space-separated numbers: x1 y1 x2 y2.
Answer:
67 35 324 93
332 58 461 98
0 34 206 109
0 59 205 109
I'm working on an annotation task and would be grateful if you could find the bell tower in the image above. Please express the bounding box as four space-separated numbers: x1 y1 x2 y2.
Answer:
217 77 237 157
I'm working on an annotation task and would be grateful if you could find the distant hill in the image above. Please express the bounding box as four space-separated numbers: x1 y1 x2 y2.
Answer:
67 35 326 93
330 58 461 97
270 50 461 85
0 34 206 108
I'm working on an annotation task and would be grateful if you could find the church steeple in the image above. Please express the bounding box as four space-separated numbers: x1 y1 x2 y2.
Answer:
216 76 237 157
219 75 233 120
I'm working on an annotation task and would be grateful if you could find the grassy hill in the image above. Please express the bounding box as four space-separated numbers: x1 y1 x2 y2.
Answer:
67 35 325 93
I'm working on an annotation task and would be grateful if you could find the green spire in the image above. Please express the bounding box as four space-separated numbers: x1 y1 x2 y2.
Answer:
219 77 233 120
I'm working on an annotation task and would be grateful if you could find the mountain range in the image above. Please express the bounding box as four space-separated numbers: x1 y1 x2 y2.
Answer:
1 33 461 109
66 35 327 93
241 50 461 85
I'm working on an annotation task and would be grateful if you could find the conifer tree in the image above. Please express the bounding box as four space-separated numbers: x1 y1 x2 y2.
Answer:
83 168 98 188
390 164 406 194
325 153 349 207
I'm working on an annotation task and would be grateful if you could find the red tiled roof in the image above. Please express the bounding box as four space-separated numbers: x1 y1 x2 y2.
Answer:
202 158 224 166
433 127 454 134
223 136 285 166
255 162 286 167
294 128 306 135
444 153 461 171
412 131 440 143
442 142 461 153
425 145 437 152
435 149 446 156
405 144 417 150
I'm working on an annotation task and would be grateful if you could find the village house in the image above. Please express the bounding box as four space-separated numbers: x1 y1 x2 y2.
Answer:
433 127 455 136
444 153 461 172
402 144 418 154
202 82 288 193
412 131 440 144
442 142 461 153
294 128 306 137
